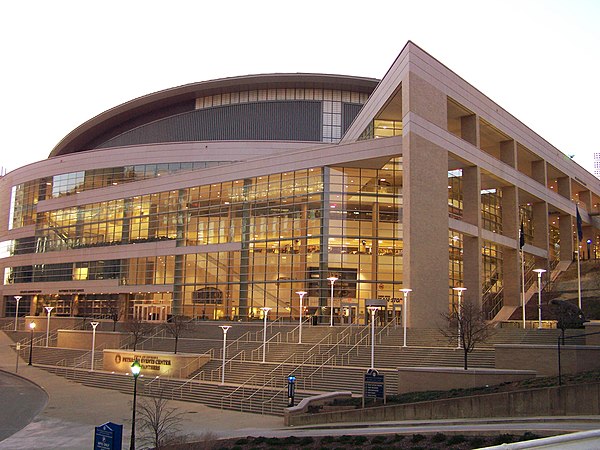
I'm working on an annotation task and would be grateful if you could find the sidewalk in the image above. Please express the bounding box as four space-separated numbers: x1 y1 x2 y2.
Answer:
0 332 281 449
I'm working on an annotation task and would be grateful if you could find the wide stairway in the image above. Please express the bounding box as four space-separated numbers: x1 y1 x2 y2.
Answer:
5 321 583 416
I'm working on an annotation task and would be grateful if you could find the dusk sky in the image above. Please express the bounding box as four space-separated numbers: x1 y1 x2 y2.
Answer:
1 0 599 175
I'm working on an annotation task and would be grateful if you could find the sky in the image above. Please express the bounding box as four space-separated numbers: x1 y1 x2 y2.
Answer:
1 0 599 175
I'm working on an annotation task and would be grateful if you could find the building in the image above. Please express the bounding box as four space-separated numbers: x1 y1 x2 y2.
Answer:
1 42 599 327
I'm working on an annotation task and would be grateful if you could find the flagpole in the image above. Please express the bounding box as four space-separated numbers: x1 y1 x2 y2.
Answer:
519 220 526 329
521 249 526 329
576 205 583 310
577 245 582 310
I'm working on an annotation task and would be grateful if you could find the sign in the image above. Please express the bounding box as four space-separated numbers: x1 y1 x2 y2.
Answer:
363 369 385 403
94 422 122 450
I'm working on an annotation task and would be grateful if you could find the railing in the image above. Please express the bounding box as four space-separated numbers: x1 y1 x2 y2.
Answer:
250 332 281 361
209 349 245 381
179 349 214 379
285 317 311 343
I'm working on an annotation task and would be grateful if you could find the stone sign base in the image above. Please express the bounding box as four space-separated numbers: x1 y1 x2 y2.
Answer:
103 349 210 378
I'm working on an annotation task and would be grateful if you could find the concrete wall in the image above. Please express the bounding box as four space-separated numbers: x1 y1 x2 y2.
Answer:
585 322 600 345
495 344 600 376
287 382 600 426
57 329 125 350
397 367 536 394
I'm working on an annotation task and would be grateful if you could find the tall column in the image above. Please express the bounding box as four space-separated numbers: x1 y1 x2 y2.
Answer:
319 168 332 309
461 115 479 147
238 179 253 319
402 71 449 328
559 214 574 262
370 203 379 300
557 176 571 200
501 186 520 307
500 140 517 168
532 202 549 251
462 166 482 308
531 160 546 186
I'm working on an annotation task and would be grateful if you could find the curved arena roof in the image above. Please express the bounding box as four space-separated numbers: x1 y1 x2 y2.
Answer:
50 73 379 158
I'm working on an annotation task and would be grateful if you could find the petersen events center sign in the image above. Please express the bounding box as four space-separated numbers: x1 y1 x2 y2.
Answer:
103 349 209 378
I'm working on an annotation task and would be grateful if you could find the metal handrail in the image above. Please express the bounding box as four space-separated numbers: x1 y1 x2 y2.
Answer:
250 332 281 361
209 349 246 381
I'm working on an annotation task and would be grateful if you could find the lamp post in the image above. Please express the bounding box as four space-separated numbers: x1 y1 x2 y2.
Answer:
13 296 22 332
219 325 231 384
533 268 547 329
28 322 36 365
327 276 338 327
90 322 99 371
367 306 378 370
44 306 54 347
453 287 467 349
260 307 271 363
130 359 141 450
296 291 307 344
399 288 412 347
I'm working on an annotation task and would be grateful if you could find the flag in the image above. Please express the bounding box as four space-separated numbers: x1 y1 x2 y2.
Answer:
519 220 525 249
576 205 583 242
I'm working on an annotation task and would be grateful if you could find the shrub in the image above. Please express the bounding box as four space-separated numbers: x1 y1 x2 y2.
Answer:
353 436 368 445
519 432 541 441
492 434 516 445
371 435 387 444
431 433 447 443
298 437 315 446
469 437 485 447
447 434 467 445
411 434 426 443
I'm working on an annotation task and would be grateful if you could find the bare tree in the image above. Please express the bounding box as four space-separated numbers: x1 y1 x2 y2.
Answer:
124 317 150 351
136 394 185 449
164 315 190 354
440 298 494 370
109 302 126 332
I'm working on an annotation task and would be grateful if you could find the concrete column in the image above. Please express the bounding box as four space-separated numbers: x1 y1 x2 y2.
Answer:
578 190 592 211
557 176 571 200
531 160 546 186
532 202 549 251
462 166 481 228
371 203 379 300
463 235 482 308
501 186 520 307
461 115 479 147
402 71 449 328
403 133 449 328
559 214 574 262
503 248 521 308
500 140 517 168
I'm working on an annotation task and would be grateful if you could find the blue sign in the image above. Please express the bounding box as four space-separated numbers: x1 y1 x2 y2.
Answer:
94 422 123 450
364 370 385 399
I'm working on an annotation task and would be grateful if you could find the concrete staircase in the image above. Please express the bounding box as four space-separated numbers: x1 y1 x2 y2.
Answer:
5 318 591 417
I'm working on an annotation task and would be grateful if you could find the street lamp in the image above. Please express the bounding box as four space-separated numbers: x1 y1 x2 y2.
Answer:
533 268 547 329
367 306 378 370
130 359 141 450
296 291 307 344
28 322 36 365
13 296 22 332
399 288 412 347
327 276 338 327
219 325 231 384
90 322 99 371
260 307 272 363
453 287 467 349
44 306 54 347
